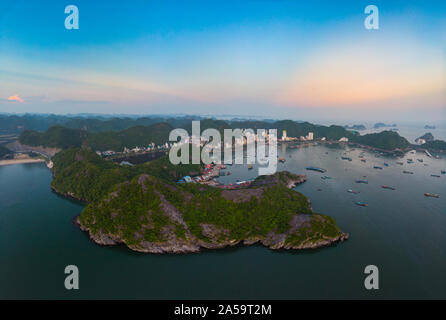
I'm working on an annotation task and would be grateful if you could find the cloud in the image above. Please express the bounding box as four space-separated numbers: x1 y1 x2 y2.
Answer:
7 94 24 103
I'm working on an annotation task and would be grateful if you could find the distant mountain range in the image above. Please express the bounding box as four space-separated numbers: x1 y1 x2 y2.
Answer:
14 117 412 152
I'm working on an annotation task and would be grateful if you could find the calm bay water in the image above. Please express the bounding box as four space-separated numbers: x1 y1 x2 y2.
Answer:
1 145 445 299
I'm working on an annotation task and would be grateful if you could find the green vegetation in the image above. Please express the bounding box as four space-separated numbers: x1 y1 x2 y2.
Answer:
423 140 446 151
86 123 173 151
19 123 173 152
19 126 87 149
51 148 200 202
0 145 11 158
351 131 409 150
78 171 343 250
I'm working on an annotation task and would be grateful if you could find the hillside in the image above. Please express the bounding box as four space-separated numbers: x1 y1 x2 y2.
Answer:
19 122 173 152
422 140 446 151
19 126 88 149
351 131 409 150
77 171 348 253
51 148 201 202
86 123 173 151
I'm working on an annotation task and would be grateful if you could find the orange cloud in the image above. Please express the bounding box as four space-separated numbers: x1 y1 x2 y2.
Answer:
8 94 24 103
278 38 445 109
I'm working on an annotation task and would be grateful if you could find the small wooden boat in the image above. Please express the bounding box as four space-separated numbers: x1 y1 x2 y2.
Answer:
356 202 368 207
424 193 439 198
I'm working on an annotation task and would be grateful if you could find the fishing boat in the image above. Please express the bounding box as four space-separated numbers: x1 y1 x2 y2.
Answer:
407 159 414 164
341 156 352 161
382 185 396 190
431 174 441 178
347 189 360 194
424 193 439 198
355 202 368 207
403 170 414 174
356 179 368 184
417 159 423 163
306 167 327 173
384 163 389 167
374 166 383 170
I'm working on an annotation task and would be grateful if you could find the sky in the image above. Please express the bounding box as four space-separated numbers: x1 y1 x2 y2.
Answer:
0 0 445 123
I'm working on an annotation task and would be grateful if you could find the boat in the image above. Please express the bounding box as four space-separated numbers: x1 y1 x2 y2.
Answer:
248 164 253 170
407 159 414 164
356 179 368 184
396 161 404 165
431 174 441 178
226 171 231 176
403 171 414 174
278 157 286 163
382 185 396 190
384 163 389 167
341 156 352 161
321 176 332 180
424 193 439 198
355 202 368 207
441 170 446 174
417 159 423 163
347 189 360 194
361 159 366 163
374 166 383 170
306 167 327 173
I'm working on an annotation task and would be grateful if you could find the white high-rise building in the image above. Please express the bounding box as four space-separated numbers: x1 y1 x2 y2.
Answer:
306 132 314 141
282 130 287 140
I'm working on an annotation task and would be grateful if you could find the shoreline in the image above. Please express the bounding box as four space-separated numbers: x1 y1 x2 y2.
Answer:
0 158 45 166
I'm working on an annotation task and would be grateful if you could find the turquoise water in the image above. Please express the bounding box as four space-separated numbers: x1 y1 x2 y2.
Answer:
1 145 445 299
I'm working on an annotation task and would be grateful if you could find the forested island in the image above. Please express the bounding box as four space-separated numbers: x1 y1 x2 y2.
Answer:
374 122 397 129
344 124 366 131
51 148 348 253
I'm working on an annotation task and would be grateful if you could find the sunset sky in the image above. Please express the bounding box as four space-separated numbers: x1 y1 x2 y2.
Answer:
0 0 445 122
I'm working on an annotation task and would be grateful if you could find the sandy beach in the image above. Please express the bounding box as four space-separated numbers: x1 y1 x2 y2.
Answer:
0 158 45 166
